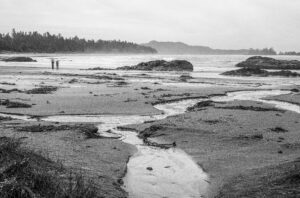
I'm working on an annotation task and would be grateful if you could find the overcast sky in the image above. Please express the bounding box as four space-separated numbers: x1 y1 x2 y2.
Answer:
0 0 299 51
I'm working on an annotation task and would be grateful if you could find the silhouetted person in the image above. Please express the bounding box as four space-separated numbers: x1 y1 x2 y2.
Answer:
56 60 59 70
51 59 54 70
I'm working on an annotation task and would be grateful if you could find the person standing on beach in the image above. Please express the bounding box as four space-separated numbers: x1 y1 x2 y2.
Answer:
56 60 59 70
51 59 54 70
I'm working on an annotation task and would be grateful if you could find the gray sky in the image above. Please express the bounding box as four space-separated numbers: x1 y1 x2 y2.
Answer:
0 0 299 51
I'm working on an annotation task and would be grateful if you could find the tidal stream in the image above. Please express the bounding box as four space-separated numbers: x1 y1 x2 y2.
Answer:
0 90 299 198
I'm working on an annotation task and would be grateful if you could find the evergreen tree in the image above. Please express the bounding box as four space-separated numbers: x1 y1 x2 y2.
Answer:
0 29 157 54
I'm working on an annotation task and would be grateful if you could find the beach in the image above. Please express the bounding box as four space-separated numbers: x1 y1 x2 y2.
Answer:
0 54 299 197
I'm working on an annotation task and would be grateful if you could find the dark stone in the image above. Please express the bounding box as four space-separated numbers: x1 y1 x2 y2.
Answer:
112 81 128 87
141 87 151 90
291 88 299 92
187 100 214 112
0 88 23 93
216 105 285 112
80 125 100 139
251 134 263 139
236 56 300 70
203 119 220 124
222 67 269 76
0 116 13 121
270 70 300 77
117 60 193 71
117 179 124 185
234 134 263 140
146 167 153 171
270 127 288 133
68 79 78 84
25 86 58 94
179 74 193 81
0 99 31 108
222 67 300 77
2 57 37 62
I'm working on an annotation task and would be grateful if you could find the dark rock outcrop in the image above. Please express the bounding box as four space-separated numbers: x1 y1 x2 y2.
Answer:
222 67 268 76
25 86 58 94
291 88 299 92
179 74 193 81
216 105 285 112
2 57 37 62
117 60 193 71
222 67 300 77
0 99 32 108
186 100 215 112
236 56 300 70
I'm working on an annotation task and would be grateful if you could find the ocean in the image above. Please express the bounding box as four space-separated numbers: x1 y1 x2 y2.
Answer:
1 53 300 86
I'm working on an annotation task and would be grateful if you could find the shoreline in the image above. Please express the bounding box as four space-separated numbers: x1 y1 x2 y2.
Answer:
0 65 299 197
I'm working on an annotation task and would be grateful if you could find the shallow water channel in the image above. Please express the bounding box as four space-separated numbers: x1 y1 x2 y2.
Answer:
0 89 299 198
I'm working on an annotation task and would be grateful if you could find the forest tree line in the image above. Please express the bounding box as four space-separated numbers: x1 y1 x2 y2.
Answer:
0 29 157 54
247 48 277 55
279 51 300 56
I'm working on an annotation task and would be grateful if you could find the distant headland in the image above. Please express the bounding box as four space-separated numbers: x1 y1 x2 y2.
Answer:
142 40 300 55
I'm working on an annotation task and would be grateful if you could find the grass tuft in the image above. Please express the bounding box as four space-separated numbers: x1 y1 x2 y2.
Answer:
0 137 99 198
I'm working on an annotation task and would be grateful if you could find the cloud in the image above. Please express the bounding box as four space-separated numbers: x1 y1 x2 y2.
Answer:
0 0 299 51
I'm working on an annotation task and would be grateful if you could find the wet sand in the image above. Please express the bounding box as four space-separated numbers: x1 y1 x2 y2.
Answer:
127 99 300 197
0 120 134 197
1 65 300 197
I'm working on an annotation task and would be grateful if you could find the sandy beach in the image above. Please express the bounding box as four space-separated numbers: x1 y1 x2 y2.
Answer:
0 57 300 197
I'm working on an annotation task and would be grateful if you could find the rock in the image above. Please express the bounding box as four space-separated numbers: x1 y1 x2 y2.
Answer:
141 87 151 90
222 67 300 77
270 70 300 77
236 56 300 70
222 67 268 76
0 88 23 93
216 105 285 112
251 134 263 140
0 116 13 121
25 86 58 94
0 99 31 108
187 100 214 112
146 167 153 171
270 127 288 133
291 88 299 92
117 60 193 71
79 125 100 139
2 57 37 62
179 74 193 81
68 78 78 84
234 134 263 140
